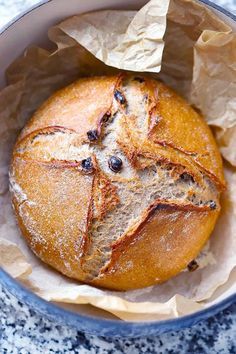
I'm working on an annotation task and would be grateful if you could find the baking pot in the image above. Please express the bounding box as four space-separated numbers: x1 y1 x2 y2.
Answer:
0 0 235 338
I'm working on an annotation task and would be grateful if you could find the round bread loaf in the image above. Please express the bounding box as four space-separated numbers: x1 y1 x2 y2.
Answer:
10 74 225 290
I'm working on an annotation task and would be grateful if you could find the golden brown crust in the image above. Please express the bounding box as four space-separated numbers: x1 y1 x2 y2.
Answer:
10 73 225 290
11 157 94 281
18 75 122 143
146 79 225 190
91 204 219 290
117 116 207 189
110 199 219 257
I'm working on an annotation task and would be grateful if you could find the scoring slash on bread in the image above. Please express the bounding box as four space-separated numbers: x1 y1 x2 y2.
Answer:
9 74 225 291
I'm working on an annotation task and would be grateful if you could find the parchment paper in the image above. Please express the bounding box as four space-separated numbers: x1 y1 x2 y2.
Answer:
0 0 236 321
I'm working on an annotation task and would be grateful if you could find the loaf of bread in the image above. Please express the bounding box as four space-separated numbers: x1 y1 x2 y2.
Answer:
9 74 225 290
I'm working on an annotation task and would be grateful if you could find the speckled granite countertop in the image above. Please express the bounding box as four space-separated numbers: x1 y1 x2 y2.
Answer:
0 0 236 353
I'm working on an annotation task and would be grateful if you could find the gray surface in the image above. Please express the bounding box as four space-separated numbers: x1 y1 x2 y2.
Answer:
0 0 236 353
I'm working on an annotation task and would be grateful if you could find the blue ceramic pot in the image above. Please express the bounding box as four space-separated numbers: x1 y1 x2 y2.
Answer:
0 0 235 338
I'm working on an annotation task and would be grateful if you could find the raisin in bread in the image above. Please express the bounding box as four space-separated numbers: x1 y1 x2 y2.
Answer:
9 74 225 290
